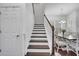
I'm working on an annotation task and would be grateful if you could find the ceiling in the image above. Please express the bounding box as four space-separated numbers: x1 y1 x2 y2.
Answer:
44 3 79 16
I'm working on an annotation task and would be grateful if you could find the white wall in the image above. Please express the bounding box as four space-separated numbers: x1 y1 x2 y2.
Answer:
34 4 44 24
22 4 34 55
66 11 77 34
76 9 79 38
66 10 77 38
0 3 34 56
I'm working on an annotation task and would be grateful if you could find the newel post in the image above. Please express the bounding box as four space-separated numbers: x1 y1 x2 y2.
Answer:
51 26 54 56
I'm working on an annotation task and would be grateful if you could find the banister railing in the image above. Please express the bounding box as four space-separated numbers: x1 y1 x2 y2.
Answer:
44 14 54 56
44 14 52 28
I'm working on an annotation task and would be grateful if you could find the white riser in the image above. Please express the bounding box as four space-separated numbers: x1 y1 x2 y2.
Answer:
55 52 61 56
33 29 45 30
29 42 48 45
27 49 50 52
33 31 45 33
31 38 47 40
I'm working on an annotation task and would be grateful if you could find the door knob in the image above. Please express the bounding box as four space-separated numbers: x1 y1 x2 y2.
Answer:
16 35 20 37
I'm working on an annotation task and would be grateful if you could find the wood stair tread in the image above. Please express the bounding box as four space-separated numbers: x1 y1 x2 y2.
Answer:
26 52 50 56
34 25 44 26
29 42 48 45
34 26 44 27
34 28 45 29
32 33 46 34
31 36 47 38
30 40 48 42
28 45 49 49
34 24 44 25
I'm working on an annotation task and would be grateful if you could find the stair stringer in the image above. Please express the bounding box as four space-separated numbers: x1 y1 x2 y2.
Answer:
24 23 34 56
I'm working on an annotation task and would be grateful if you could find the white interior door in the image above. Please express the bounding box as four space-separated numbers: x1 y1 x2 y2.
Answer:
0 16 1 55
0 5 23 56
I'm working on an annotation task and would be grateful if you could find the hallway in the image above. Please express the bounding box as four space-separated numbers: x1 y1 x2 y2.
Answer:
0 3 79 56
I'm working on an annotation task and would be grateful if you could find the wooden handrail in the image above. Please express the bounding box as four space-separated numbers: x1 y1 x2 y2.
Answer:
44 14 54 56
44 14 53 28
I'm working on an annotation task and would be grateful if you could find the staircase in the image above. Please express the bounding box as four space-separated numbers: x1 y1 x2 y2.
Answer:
26 24 50 56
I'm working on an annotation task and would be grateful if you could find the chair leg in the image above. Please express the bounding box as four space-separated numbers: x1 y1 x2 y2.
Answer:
67 50 77 56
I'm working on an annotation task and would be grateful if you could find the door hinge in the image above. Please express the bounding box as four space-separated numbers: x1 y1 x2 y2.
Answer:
0 30 2 33
0 49 1 52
